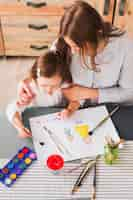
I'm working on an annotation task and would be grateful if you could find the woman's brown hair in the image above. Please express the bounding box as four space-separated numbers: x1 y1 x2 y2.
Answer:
30 51 72 83
56 0 125 70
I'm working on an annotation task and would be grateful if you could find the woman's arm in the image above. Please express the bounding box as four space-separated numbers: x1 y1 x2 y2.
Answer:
17 79 36 107
62 85 99 102
67 101 81 113
98 39 133 105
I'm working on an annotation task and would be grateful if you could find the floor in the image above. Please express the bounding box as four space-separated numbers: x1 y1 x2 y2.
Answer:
0 57 35 113
0 57 35 158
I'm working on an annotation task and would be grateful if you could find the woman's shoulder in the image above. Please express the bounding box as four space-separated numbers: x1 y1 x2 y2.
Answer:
103 33 133 61
111 33 133 51
61 82 72 89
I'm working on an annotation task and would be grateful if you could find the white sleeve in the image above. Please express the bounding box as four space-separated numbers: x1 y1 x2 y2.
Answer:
50 39 58 51
6 100 26 124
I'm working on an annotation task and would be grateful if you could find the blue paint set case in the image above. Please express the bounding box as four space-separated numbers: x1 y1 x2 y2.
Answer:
0 147 37 187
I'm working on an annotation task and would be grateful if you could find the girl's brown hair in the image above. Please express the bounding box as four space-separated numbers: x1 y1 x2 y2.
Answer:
30 51 72 83
56 0 125 70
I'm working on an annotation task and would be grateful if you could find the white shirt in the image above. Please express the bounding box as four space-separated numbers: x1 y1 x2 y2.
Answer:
6 80 70 124
51 34 133 105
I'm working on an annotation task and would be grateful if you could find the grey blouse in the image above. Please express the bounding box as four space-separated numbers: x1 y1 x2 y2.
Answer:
51 34 133 105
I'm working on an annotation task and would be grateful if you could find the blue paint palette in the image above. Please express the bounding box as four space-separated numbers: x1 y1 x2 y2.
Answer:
0 147 37 187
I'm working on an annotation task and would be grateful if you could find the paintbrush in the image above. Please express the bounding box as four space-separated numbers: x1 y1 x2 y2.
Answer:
71 155 100 194
89 106 119 136
67 157 97 173
91 163 96 200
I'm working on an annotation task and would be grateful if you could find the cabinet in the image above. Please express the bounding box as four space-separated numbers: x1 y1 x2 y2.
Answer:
114 0 133 38
0 20 4 56
1 16 61 56
0 0 115 56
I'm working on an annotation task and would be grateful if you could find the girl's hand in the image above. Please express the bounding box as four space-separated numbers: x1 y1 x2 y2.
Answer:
17 79 35 107
58 109 72 120
18 127 32 138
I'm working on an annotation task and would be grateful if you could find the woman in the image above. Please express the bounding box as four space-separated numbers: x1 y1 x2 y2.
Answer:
17 1 133 139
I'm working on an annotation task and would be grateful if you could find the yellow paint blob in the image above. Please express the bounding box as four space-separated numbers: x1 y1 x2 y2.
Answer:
75 124 90 139
25 158 32 165
10 173 17 180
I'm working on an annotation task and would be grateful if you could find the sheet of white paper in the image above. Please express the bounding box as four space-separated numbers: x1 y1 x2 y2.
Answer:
30 106 120 165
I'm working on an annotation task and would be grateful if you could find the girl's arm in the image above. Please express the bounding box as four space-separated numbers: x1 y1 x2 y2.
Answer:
6 99 32 138
59 101 80 119
12 112 32 138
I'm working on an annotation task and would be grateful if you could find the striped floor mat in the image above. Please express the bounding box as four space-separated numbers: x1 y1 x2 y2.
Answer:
96 141 133 200
0 159 94 200
0 141 133 200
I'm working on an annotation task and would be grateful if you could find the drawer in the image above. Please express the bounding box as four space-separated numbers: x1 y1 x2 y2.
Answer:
22 0 96 8
0 0 95 6
1 16 60 40
4 39 52 56
0 1 113 23
0 4 64 16
1 16 59 56
114 0 133 38
0 0 96 15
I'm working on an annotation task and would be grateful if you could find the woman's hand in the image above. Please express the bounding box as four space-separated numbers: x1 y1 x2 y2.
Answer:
18 127 32 139
62 84 99 101
17 79 35 107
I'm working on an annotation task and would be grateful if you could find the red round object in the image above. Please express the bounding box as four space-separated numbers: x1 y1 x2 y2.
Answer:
47 155 64 171
22 147 29 154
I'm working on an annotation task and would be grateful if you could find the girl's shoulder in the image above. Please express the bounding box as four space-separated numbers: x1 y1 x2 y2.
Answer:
29 79 38 92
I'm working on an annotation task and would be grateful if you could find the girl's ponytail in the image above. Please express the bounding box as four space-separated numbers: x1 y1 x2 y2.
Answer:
55 37 72 83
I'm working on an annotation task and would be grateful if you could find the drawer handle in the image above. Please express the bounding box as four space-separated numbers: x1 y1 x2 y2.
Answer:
119 0 127 16
63 6 69 10
103 0 110 15
26 1 47 8
28 24 48 30
30 45 48 50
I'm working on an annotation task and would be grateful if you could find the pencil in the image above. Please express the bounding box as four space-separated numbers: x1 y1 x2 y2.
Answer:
43 125 72 156
89 105 119 136
32 136 45 146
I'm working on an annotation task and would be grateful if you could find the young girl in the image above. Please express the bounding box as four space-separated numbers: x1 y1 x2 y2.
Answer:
6 51 81 138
